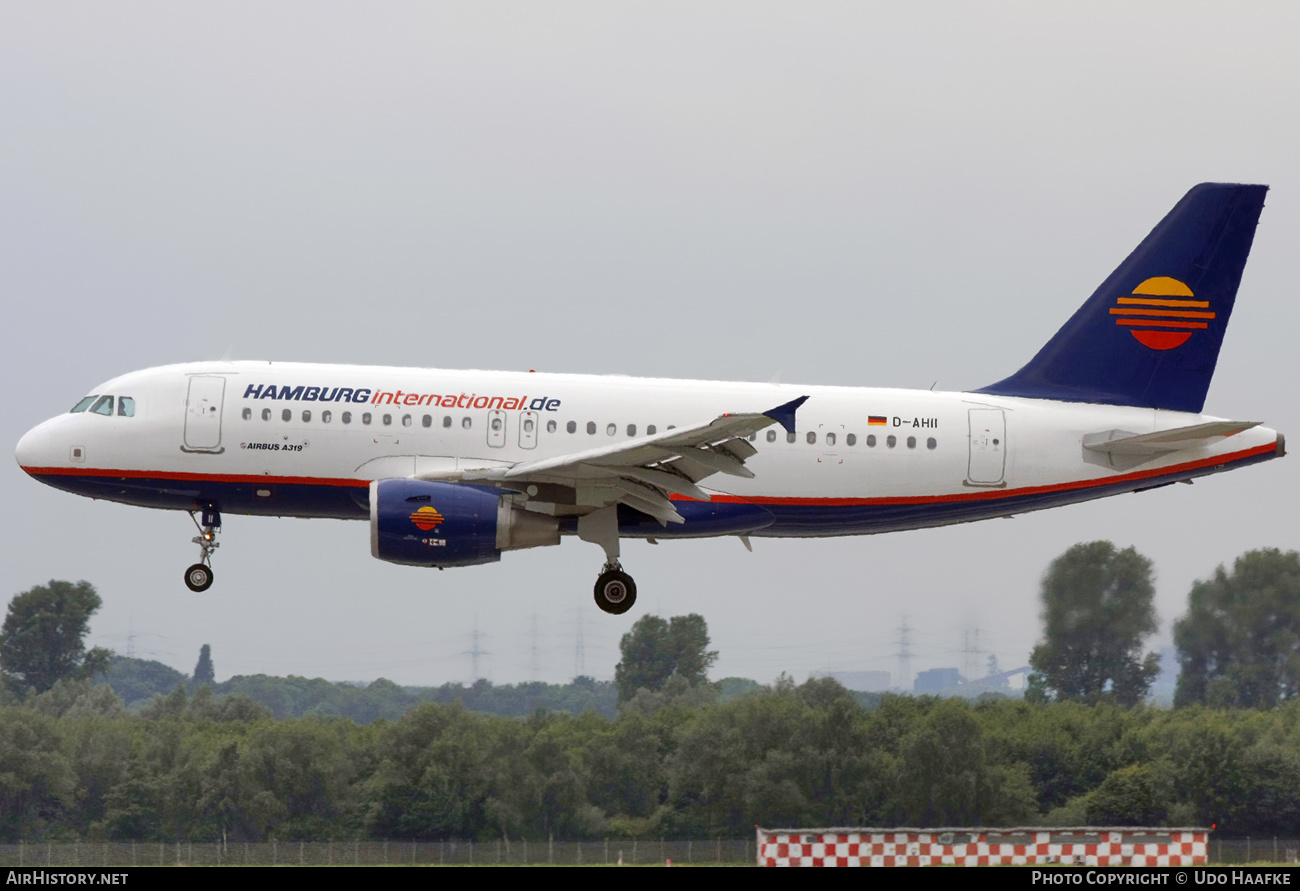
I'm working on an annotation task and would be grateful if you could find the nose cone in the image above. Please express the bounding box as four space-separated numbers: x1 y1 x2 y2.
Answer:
15 420 53 474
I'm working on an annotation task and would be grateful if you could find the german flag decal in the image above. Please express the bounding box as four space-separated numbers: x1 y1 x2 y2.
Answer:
868 416 888 427
409 505 445 531
1110 276 1214 351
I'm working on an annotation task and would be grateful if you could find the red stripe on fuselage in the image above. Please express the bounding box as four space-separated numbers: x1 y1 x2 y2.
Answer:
18 466 369 489
18 441 1279 507
676 442 1279 506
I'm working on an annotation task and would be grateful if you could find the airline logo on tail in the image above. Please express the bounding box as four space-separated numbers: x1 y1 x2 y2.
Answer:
409 506 445 531
1110 276 1215 351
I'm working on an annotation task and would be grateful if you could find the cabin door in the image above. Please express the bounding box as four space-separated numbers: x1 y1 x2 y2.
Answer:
966 408 1005 486
183 376 226 453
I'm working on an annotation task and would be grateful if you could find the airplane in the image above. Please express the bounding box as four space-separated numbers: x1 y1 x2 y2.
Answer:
15 183 1284 615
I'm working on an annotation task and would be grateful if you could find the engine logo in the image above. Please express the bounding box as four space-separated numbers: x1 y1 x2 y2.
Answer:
409 505 445 531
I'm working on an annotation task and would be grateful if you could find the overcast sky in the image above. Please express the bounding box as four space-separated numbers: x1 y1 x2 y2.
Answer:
3 3 1298 689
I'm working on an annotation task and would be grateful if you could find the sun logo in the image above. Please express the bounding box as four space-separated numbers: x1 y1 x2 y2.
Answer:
1109 276 1214 351
409 505 445 531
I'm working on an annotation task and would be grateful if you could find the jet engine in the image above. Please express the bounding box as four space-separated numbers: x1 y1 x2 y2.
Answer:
369 479 560 568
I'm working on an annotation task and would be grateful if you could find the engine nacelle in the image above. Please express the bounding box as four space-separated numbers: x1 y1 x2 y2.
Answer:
370 479 560 568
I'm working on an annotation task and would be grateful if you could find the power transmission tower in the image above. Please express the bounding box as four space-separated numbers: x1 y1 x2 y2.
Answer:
529 614 542 681
893 615 913 692
573 607 586 679
962 626 986 681
465 616 489 682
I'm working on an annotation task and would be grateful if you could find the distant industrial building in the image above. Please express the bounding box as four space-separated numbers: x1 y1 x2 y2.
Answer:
914 667 963 694
812 670 891 692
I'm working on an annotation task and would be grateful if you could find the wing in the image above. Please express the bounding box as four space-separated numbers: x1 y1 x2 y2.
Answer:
416 395 808 525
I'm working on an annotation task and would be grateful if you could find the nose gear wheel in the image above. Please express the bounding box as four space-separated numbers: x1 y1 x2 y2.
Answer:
185 563 213 592
184 504 221 593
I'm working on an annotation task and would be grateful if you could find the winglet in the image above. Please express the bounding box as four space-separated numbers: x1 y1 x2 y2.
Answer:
764 395 809 434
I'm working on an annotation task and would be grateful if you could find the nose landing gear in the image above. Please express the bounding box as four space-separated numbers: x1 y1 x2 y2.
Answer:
184 504 221 593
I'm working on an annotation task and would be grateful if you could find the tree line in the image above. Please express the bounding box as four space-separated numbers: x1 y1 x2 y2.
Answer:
3 676 1300 841
1 541 1298 843
105 656 623 722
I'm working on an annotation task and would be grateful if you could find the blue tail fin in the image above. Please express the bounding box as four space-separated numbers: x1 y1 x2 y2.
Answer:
976 183 1267 413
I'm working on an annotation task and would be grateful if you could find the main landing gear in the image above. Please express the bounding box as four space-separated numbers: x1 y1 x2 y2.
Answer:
184 504 221 593
578 506 638 615
594 563 637 615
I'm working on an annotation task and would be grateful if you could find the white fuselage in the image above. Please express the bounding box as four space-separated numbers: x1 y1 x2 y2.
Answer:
15 361 1284 538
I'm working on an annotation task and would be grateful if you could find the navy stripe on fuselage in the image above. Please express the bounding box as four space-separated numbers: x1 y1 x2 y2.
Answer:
20 440 1278 534
25 471 370 519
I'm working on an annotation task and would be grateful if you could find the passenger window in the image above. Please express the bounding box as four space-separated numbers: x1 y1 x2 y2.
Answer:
491 417 503 432
846 433 856 446
422 415 432 428
907 436 916 449
524 418 534 432
927 437 937 450
806 432 817 444
647 425 657 435
322 411 332 423
282 409 292 422
627 424 636 436
362 413 372 425
867 435 877 447
826 432 836 446
91 396 114 416
587 422 596 435
70 396 97 413
766 430 776 443
383 414 392 426
887 435 897 448
786 431 796 443
442 416 452 428
567 421 577 434
302 410 312 422
242 408 252 421
606 423 616 436
402 414 412 427
547 420 557 434
262 408 272 421
342 412 352 424
462 417 471 429
118 397 135 417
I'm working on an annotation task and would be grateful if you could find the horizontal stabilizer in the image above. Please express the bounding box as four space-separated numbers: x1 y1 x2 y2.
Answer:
1083 421 1260 470
1084 421 1260 455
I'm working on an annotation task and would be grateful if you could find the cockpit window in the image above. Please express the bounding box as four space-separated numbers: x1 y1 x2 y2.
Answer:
72 395 135 417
